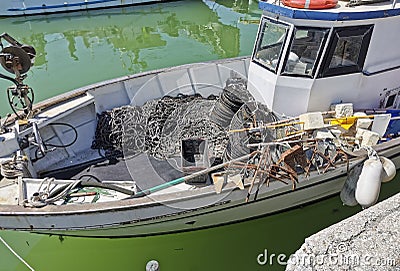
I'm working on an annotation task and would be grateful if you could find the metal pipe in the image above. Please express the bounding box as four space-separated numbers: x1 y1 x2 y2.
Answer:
0 33 23 47
0 72 18 85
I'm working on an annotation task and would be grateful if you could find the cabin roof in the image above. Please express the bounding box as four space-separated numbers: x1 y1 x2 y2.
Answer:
259 0 400 21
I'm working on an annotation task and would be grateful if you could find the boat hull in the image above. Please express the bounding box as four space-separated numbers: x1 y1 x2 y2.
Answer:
0 169 351 237
1 140 399 237
0 56 399 237
0 0 166 16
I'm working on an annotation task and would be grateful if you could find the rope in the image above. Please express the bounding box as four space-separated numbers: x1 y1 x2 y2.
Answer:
23 178 82 207
0 156 30 178
1 159 23 178
31 122 79 162
0 237 35 271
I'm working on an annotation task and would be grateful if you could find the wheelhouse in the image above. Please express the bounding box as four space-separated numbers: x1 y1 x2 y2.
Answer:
253 18 330 78
248 1 400 116
252 17 373 79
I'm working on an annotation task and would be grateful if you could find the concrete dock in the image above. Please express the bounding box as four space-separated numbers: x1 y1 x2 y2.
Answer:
285 193 400 271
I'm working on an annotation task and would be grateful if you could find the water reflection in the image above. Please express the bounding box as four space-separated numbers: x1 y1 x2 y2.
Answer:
2 0 257 67
0 0 261 117
215 0 251 12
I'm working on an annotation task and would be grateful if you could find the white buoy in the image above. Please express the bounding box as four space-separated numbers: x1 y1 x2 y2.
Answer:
355 157 383 208
380 156 396 183
146 260 159 271
340 162 363 207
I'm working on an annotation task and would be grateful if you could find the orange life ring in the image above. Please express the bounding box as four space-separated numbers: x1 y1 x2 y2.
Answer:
282 0 338 9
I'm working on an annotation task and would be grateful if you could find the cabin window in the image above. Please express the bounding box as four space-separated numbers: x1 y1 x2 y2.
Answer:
253 18 290 73
282 27 329 78
319 25 373 78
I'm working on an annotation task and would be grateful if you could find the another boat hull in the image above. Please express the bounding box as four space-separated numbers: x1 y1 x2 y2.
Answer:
0 0 166 16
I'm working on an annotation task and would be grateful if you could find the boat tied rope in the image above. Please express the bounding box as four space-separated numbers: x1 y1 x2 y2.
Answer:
0 155 31 178
22 177 82 208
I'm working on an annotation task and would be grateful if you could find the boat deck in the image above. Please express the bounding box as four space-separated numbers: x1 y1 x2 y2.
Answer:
41 153 198 193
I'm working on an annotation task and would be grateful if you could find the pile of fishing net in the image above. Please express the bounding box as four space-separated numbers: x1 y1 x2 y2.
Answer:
91 77 278 162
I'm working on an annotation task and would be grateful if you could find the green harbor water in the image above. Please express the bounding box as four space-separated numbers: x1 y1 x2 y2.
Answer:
0 0 260 117
0 1 399 270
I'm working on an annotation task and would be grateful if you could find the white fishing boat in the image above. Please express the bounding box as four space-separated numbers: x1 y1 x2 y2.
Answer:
0 0 166 16
0 0 399 238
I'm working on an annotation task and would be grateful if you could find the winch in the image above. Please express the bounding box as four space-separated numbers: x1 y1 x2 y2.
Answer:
0 32 36 119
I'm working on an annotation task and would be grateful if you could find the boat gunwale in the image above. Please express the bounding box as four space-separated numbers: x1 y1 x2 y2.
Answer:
0 157 354 213
5 56 250 126
0 159 358 233
2 136 400 216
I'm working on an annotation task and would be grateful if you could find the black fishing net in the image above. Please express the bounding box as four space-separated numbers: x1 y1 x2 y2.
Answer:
92 77 279 163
